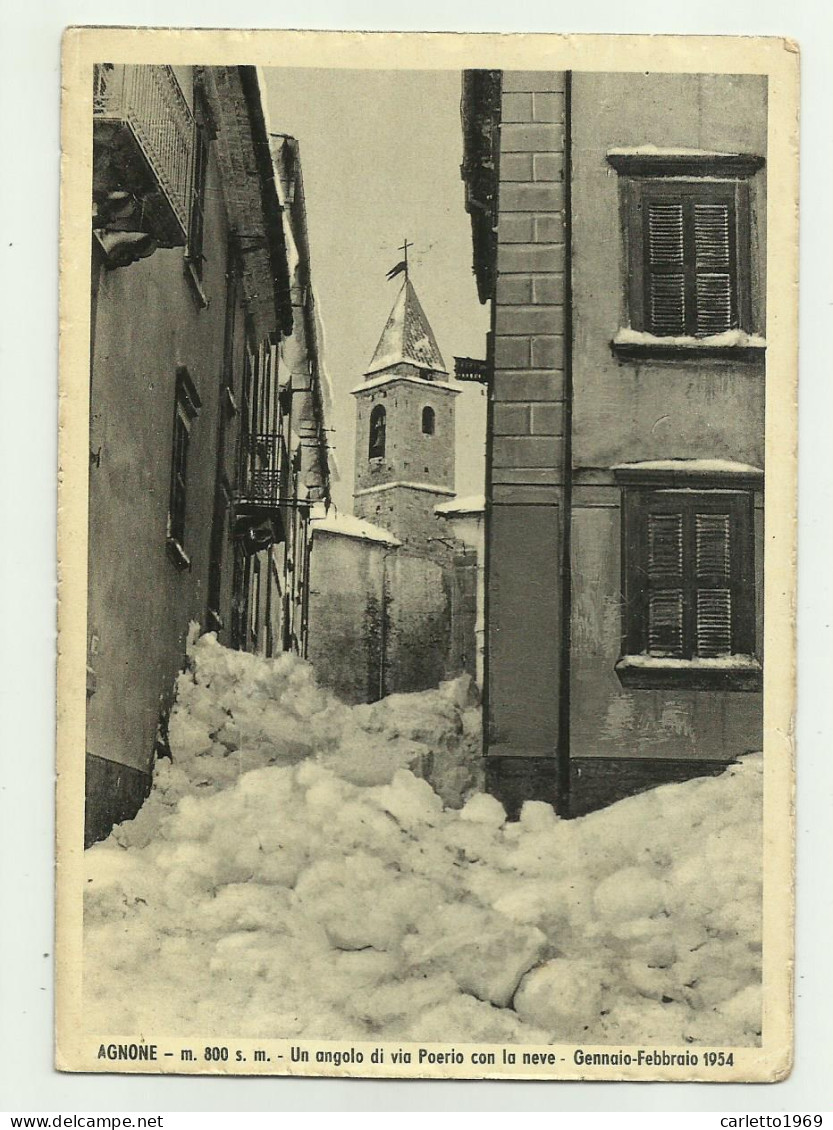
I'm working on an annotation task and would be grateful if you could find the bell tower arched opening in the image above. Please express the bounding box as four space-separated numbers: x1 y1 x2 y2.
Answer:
369 404 386 459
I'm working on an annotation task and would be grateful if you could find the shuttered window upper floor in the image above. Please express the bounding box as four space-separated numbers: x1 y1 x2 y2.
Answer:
606 150 766 362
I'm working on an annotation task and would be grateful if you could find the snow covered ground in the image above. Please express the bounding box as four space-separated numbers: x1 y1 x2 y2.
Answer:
84 630 762 1046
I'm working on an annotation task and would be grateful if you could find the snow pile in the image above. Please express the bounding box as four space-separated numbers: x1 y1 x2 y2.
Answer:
85 632 762 1046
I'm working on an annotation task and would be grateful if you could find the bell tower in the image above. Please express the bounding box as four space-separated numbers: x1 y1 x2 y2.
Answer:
352 268 460 553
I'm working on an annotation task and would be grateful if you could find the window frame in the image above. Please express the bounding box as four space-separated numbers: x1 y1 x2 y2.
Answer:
421 405 436 436
625 178 752 339
166 366 201 570
183 81 215 302
606 150 765 361
616 474 762 691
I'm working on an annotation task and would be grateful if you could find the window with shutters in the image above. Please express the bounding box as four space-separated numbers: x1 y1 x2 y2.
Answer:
166 366 201 570
616 485 761 690
630 181 748 339
606 151 765 361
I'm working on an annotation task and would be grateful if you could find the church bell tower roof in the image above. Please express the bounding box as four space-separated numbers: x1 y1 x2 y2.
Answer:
365 279 448 377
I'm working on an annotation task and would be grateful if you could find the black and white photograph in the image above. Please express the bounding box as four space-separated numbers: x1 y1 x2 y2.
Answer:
54 29 797 1082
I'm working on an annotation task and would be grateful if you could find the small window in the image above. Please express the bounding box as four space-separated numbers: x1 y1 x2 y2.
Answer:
618 484 760 690
422 405 436 435
185 91 211 280
167 367 201 568
369 404 386 459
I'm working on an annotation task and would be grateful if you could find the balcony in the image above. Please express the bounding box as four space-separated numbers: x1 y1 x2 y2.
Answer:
93 64 194 249
234 432 288 553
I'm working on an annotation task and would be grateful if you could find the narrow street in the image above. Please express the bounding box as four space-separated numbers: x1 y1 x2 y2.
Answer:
84 630 762 1047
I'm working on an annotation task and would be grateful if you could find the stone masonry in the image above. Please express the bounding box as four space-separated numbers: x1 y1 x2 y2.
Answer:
486 72 568 782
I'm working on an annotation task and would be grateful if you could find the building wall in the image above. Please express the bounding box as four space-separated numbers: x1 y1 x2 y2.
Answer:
307 532 388 703
86 67 327 845
307 533 451 703
570 72 767 471
479 69 766 813
569 499 764 765
447 546 479 683
386 552 451 694
568 72 766 775
355 482 455 554
486 71 568 795
87 123 232 798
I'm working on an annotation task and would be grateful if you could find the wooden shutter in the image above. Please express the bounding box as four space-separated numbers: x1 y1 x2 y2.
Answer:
637 183 741 338
646 511 684 656
645 201 686 336
693 201 736 336
694 512 733 656
624 488 756 667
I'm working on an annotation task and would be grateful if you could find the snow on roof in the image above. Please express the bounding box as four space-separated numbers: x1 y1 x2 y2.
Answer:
435 494 486 516
354 481 455 499
310 511 401 547
612 459 763 476
351 372 460 396
365 279 448 377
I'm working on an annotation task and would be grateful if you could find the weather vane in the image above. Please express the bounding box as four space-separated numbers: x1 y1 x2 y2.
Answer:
386 238 413 282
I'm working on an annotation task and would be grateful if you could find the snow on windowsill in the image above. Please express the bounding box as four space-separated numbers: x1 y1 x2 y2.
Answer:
611 458 763 477
607 146 745 159
615 653 762 691
618 654 761 671
612 328 766 355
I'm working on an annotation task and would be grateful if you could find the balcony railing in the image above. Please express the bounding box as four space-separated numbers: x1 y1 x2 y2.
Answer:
93 64 194 248
234 431 288 552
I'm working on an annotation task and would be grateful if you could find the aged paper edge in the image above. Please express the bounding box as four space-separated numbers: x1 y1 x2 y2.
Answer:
56 27 799 1083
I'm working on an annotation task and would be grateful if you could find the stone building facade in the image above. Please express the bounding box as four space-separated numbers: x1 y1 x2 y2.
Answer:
462 69 766 816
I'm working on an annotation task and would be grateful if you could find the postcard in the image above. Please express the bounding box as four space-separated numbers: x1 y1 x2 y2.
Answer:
57 28 798 1081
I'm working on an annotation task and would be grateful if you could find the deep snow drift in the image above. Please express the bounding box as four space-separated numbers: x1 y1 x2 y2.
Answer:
84 630 762 1045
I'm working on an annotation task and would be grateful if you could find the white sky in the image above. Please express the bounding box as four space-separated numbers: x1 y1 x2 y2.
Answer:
264 68 490 512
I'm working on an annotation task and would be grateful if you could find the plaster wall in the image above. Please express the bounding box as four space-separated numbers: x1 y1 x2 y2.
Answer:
307 531 387 703
569 500 764 763
87 138 234 782
570 72 767 471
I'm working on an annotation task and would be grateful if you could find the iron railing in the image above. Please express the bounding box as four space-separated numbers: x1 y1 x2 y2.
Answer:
93 63 194 242
237 431 287 510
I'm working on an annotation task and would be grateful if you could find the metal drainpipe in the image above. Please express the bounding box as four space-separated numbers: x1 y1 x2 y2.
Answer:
378 549 392 701
557 70 574 816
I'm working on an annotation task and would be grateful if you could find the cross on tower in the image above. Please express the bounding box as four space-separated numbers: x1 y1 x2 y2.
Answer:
399 238 413 275
386 239 414 283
